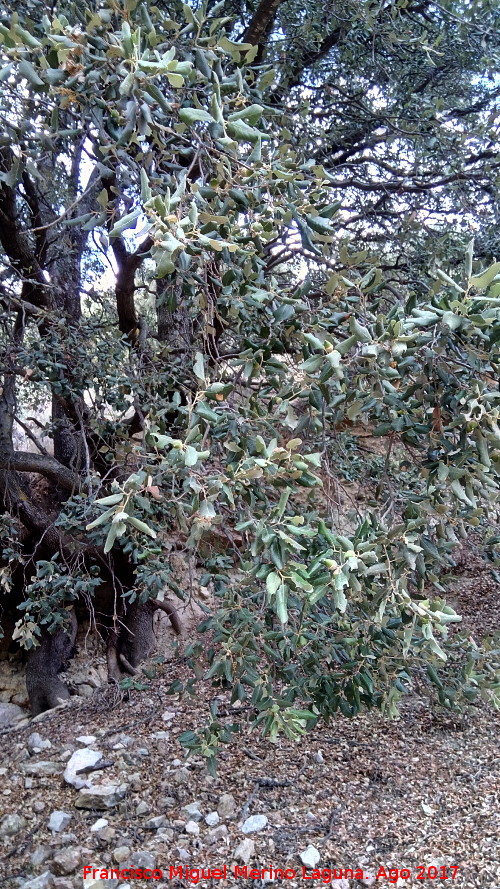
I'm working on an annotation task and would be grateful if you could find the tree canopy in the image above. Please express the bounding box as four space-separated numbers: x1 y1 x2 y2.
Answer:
1 0 499 761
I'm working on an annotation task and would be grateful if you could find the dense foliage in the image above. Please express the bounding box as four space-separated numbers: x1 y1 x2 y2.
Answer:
1 0 499 761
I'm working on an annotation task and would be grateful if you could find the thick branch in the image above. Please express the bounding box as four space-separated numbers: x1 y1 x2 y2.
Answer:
112 235 152 340
243 0 284 61
0 451 81 492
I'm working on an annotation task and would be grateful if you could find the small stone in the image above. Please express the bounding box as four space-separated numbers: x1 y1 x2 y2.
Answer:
312 750 324 764
300 845 320 868
76 783 129 809
76 735 97 746
25 777 33 790
144 815 166 829
112 846 131 864
0 813 26 836
135 800 150 816
90 818 108 832
21 761 64 776
52 846 82 875
28 732 52 753
33 801 46 814
177 847 190 862
181 802 203 822
306 811 317 821
151 731 169 740
135 747 150 757
48 811 72 833
96 826 116 843
0 702 25 728
241 814 268 834
172 767 190 784
233 837 255 864
23 873 55 889
359 873 377 887
130 851 156 870
218 792 237 820
64 748 103 789
205 811 220 827
161 709 176 721
185 819 200 835
53 879 75 889
111 734 133 750
31 846 52 866
206 824 228 845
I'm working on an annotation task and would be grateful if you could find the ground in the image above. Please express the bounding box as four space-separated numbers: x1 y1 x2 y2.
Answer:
0 456 498 889
0 568 498 889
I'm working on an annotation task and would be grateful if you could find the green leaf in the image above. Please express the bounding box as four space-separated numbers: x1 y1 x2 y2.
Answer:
275 583 288 623
167 72 185 88
266 571 281 597
469 262 500 290
184 445 198 466
109 209 141 239
179 107 214 124
127 516 157 538
193 351 205 384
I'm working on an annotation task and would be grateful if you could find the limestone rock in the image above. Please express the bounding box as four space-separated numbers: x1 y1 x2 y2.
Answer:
0 702 26 728
130 851 156 870
48 811 72 833
28 732 52 753
181 802 203 822
64 748 103 789
21 761 64 776
52 846 82 875
217 792 237 820
23 873 55 889
300 845 320 868
0 813 26 836
75 783 129 810
112 846 131 864
233 837 255 864
241 814 268 834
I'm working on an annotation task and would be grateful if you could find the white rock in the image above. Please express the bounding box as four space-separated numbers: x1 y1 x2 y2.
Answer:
90 818 108 832
76 735 97 746
205 811 220 827
75 783 129 810
64 748 103 789
300 845 321 868
181 802 203 822
185 819 200 835
161 709 176 721
233 837 255 864
48 811 72 832
241 814 268 834
28 732 52 753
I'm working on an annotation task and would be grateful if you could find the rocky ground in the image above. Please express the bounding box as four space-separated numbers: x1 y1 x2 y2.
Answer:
0 672 498 889
0 544 498 889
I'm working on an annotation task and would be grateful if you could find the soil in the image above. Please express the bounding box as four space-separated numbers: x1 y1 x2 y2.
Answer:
0 547 498 889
